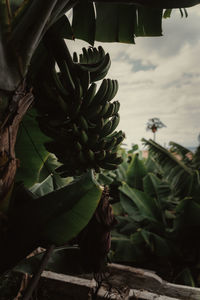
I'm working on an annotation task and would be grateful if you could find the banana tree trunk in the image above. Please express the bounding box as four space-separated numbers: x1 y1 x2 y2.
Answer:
0 81 34 211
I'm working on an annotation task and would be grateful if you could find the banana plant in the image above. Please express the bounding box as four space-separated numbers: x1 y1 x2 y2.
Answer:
110 140 200 286
0 0 199 279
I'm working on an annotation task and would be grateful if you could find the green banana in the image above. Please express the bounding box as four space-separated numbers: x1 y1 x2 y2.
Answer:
98 161 118 170
93 48 100 62
103 152 123 165
95 150 106 161
109 80 119 101
73 77 83 100
86 104 103 120
72 123 79 136
88 134 99 147
90 53 111 82
104 137 117 151
73 52 78 63
112 101 120 115
103 103 115 119
98 102 110 118
74 141 82 152
104 79 115 102
78 150 87 164
88 79 108 107
107 113 120 135
59 59 75 92
86 149 95 162
51 68 69 97
87 48 95 64
93 138 107 151
82 47 89 63
108 130 124 140
99 119 113 137
79 53 84 64
93 118 105 132
79 130 88 144
111 156 123 165
78 115 88 131
76 69 90 96
42 83 68 112
69 97 82 119
98 46 105 60
83 83 97 107
115 135 125 146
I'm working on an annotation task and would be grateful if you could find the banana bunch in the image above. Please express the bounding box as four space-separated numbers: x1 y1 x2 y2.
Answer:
73 46 111 82
35 45 125 177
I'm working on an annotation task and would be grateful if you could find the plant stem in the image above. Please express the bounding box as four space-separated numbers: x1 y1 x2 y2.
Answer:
22 245 55 300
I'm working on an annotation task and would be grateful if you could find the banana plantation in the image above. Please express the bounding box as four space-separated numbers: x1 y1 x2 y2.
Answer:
1 0 200 299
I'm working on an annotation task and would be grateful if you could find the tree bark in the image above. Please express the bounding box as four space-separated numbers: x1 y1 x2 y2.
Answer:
0 81 34 210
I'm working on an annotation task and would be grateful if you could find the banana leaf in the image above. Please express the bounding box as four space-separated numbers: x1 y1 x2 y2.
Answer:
169 141 191 158
174 268 195 287
0 171 102 273
142 139 194 198
119 182 162 223
15 108 51 188
120 193 146 222
175 197 200 229
111 235 146 262
70 1 197 45
126 153 147 190
72 1 95 45
115 215 138 235
143 173 171 201
14 246 86 276
137 229 171 257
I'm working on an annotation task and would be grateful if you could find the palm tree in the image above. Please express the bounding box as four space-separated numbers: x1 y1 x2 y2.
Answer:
146 117 166 141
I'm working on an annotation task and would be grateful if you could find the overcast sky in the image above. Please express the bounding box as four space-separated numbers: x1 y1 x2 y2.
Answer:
67 7 200 150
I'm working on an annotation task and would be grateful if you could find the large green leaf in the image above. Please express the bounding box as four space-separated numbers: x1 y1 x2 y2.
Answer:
51 14 74 39
72 1 95 45
95 4 163 43
111 236 146 262
138 229 171 257
143 173 171 200
119 182 162 223
95 3 136 43
169 141 191 159
142 139 193 197
41 177 102 245
126 153 147 190
14 247 85 276
174 268 195 287
135 7 163 36
120 192 145 222
175 198 200 229
15 108 51 187
0 171 102 273
15 171 102 245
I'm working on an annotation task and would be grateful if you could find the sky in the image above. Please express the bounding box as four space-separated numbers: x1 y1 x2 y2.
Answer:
66 7 200 150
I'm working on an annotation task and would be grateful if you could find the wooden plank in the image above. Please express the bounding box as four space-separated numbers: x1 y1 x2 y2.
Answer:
129 289 180 300
107 264 200 300
39 271 95 300
38 264 200 300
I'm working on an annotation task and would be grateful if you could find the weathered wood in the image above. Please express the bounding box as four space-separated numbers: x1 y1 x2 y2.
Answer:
129 289 180 300
38 264 200 300
106 264 200 300
40 271 94 300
